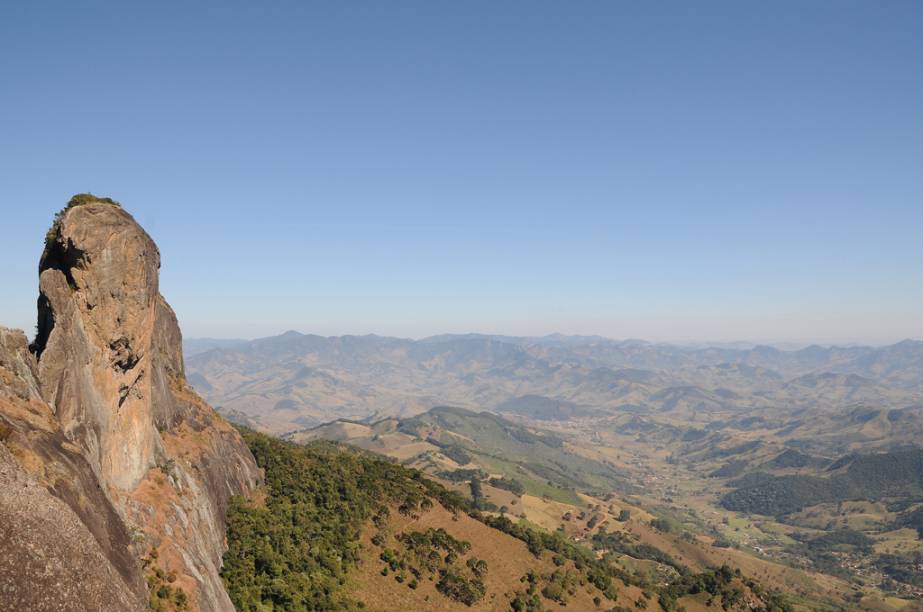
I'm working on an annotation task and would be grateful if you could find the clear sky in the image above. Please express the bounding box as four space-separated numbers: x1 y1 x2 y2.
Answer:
1 1 921 344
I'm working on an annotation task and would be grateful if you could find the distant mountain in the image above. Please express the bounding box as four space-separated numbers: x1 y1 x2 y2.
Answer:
184 331 923 434
495 394 603 420
182 337 250 356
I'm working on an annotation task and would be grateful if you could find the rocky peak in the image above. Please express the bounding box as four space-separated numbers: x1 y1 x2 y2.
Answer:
1 195 262 611
35 197 163 490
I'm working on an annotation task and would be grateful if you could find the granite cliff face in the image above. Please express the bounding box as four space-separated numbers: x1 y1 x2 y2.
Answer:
0 196 262 611
0 326 148 610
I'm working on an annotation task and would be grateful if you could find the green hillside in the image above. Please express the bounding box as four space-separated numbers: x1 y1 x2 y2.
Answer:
224 428 792 611
398 406 630 497
221 430 467 610
721 448 923 516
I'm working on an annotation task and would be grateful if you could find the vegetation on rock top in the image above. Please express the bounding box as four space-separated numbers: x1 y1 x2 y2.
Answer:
43 193 121 255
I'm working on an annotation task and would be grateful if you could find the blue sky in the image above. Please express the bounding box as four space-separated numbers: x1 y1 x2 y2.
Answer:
1 1 921 343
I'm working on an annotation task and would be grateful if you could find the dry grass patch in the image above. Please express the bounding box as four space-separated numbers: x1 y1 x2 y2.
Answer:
351 503 636 611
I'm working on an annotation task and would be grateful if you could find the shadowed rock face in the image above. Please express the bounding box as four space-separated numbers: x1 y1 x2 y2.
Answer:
1 198 262 611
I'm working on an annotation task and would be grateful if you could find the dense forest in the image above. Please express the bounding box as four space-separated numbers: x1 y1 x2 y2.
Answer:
221 429 466 610
721 449 923 516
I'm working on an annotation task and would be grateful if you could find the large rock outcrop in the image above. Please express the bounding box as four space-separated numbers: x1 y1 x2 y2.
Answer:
0 196 262 611
35 199 164 490
0 326 148 610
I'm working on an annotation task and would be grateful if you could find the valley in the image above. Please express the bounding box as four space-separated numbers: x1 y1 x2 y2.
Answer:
189 333 923 610
224 427 792 611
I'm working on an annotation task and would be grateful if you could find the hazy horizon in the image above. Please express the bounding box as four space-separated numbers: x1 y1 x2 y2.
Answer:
181 327 921 350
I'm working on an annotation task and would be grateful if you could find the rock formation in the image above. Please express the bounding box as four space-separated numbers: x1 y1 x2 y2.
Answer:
0 326 148 610
0 196 262 611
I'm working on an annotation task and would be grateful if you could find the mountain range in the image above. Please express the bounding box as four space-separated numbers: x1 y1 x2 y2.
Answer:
184 331 923 434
